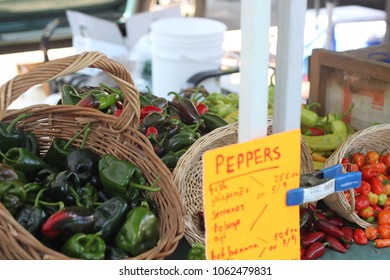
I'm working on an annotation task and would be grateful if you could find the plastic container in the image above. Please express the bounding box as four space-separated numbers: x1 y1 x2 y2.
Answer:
150 17 226 99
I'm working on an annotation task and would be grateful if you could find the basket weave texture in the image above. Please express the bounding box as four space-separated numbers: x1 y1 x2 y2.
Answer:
323 124 390 228
172 120 314 245
0 51 185 260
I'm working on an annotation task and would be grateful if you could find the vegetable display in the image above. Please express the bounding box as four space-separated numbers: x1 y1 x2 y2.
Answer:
0 118 160 260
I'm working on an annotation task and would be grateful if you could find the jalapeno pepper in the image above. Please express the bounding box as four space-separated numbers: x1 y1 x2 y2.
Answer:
43 170 81 206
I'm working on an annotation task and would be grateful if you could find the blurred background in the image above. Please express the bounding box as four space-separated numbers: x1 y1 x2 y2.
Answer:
0 0 389 105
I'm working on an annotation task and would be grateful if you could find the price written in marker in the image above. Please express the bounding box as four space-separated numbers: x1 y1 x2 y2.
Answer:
203 129 301 260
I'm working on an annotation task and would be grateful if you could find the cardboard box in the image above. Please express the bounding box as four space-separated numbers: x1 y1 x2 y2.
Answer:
309 44 390 130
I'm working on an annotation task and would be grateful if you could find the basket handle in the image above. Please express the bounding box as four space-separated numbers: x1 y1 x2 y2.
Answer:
0 51 140 131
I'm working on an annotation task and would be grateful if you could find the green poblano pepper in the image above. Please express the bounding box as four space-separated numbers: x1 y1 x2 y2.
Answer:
115 201 159 257
98 154 159 200
61 232 106 260
0 180 26 215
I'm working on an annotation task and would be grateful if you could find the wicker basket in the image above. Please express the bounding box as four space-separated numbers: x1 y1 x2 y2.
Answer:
172 120 315 245
0 51 185 260
323 124 390 228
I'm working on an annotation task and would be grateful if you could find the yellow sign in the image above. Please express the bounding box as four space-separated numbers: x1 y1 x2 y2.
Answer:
203 129 301 260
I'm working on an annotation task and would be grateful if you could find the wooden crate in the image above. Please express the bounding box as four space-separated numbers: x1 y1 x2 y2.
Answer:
309 44 390 130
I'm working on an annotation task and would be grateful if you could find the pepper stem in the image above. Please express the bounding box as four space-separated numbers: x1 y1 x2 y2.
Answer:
129 177 160 192
34 188 65 209
69 186 82 207
0 150 17 164
5 113 32 133
63 123 91 151
80 127 91 149
84 232 102 253
167 91 183 100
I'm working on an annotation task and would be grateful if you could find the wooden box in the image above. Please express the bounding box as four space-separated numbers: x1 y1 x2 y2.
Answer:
309 44 390 130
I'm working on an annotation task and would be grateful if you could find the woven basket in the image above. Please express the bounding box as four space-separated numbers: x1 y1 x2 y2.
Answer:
172 120 315 245
323 124 390 228
0 51 185 260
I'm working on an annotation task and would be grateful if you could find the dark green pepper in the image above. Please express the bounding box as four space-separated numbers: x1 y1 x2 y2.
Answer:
94 196 129 241
0 113 32 154
66 148 101 186
115 201 159 256
105 245 129 260
0 180 26 215
78 183 98 210
165 133 197 152
201 112 228 133
43 170 81 206
187 242 206 260
15 204 47 236
141 112 166 129
61 232 105 260
0 147 50 181
161 151 180 170
43 123 91 170
61 84 82 105
98 154 160 200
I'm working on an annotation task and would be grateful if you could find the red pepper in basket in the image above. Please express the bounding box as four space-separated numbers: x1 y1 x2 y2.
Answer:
113 109 122 117
360 163 386 181
140 105 163 119
306 127 325 136
195 103 208 116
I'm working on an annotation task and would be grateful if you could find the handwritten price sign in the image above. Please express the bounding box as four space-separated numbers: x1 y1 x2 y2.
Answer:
203 129 301 260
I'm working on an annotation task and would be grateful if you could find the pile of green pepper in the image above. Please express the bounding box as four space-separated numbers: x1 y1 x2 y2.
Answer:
0 117 160 260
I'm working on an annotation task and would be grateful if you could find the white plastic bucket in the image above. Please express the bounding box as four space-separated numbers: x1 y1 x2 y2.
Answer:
150 17 227 99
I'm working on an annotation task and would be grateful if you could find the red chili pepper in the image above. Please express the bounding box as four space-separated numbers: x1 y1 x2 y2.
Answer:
360 163 386 181
341 226 354 244
140 105 163 119
324 235 347 254
328 216 345 228
347 163 360 172
379 152 390 167
302 241 326 260
145 126 158 138
115 100 123 109
341 157 350 170
354 195 370 211
113 109 122 117
307 127 325 136
314 217 344 239
355 181 371 197
195 103 209 116
300 248 307 259
301 231 325 247
353 152 366 168
353 228 368 245
370 177 385 195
